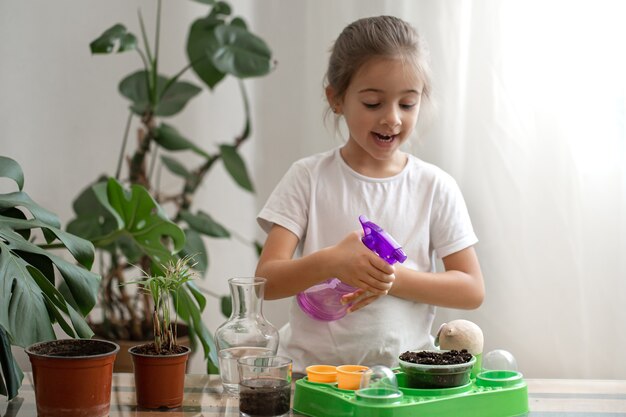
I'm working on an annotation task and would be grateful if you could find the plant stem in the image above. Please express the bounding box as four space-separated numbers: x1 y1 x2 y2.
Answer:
116 111 133 180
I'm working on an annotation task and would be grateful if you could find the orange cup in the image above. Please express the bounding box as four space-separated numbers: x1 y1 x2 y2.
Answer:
336 365 369 390
306 365 337 383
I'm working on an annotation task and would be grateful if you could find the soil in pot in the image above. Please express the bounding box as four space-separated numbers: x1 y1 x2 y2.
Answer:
399 349 473 365
26 339 119 417
131 343 188 355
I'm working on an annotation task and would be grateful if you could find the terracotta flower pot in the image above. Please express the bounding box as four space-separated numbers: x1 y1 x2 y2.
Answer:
26 339 119 417
130 344 191 408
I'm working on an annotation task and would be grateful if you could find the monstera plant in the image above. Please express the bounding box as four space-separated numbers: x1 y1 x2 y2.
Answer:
66 0 273 373
0 156 101 400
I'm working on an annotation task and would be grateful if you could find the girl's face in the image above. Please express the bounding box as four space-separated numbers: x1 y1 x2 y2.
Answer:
332 57 423 176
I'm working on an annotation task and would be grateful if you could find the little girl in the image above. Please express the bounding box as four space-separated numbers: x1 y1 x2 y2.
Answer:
256 15 484 373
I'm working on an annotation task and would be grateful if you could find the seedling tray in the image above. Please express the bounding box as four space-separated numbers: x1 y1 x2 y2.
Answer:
293 370 528 417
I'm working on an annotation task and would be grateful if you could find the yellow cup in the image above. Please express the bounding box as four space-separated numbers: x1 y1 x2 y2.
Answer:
306 365 337 383
336 365 369 390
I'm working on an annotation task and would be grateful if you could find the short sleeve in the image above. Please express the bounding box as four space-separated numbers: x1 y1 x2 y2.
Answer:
257 161 311 240
430 173 478 258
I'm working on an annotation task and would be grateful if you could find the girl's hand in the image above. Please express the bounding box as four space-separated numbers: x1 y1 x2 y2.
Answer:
340 288 389 313
331 231 395 295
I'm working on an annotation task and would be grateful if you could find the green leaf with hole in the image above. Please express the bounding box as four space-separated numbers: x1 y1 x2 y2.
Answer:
92 178 186 265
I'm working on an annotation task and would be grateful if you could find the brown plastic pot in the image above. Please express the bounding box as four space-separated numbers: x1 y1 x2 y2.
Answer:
26 339 119 417
129 344 191 408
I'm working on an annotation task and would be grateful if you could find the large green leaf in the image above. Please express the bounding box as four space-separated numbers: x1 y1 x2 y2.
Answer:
154 123 210 158
0 224 101 320
187 15 226 89
89 24 137 54
2 216 95 270
212 24 272 78
0 192 60 229
0 325 23 400
119 70 202 117
94 178 186 265
219 144 254 192
180 210 230 238
0 156 24 191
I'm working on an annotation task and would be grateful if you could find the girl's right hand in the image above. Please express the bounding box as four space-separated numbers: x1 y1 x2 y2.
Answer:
330 231 396 294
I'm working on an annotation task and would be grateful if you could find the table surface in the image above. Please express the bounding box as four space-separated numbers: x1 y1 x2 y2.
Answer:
2 373 626 417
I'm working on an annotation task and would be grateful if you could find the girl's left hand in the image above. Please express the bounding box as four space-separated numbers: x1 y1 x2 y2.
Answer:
340 285 392 313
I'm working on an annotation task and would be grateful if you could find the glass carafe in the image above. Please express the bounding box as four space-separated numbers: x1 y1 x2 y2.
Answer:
215 277 279 395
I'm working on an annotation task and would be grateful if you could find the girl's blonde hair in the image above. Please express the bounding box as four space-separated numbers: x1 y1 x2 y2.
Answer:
325 15 432 104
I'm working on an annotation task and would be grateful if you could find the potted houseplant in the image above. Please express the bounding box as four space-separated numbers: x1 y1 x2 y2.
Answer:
67 0 273 373
128 256 199 408
25 339 119 417
0 156 103 403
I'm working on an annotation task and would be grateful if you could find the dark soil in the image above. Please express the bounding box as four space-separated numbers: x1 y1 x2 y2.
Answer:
29 339 117 357
239 378 291 416
399 349 472 365
131 342 188 356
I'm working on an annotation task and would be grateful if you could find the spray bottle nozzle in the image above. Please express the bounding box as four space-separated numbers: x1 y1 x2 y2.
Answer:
359 215 407 265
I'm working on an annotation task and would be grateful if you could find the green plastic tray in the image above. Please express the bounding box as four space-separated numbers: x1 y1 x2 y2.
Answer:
293 370 529 417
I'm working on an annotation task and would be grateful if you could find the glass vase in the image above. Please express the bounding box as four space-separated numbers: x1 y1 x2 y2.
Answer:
215 277 279 395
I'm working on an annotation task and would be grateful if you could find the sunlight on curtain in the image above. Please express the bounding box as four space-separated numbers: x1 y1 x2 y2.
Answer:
252 0 626 378
430 0 626 378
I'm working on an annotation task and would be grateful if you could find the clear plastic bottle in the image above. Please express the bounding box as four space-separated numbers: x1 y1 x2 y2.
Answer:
215 277 279 395
296 215 407 321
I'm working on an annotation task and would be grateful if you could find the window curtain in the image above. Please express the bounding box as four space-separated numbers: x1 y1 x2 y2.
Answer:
251 0 626 378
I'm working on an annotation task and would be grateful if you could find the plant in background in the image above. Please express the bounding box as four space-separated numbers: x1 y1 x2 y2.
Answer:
66 0 273 372
0 156 100 400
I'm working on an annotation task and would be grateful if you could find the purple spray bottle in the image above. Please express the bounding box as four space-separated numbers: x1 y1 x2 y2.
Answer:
296 215 407 321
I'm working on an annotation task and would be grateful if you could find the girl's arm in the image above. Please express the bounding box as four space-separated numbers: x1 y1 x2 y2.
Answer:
387 246 484 309
256 224 395 300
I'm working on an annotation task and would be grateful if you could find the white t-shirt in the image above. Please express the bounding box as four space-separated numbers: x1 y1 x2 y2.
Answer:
257 148 478 372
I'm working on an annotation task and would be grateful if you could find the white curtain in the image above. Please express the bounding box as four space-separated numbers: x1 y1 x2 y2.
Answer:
252 0 626 378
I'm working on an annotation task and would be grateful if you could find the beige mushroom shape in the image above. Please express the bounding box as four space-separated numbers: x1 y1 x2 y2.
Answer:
435 319 484 355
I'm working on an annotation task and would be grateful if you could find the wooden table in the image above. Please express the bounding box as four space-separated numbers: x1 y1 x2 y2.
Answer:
2 373 625 416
